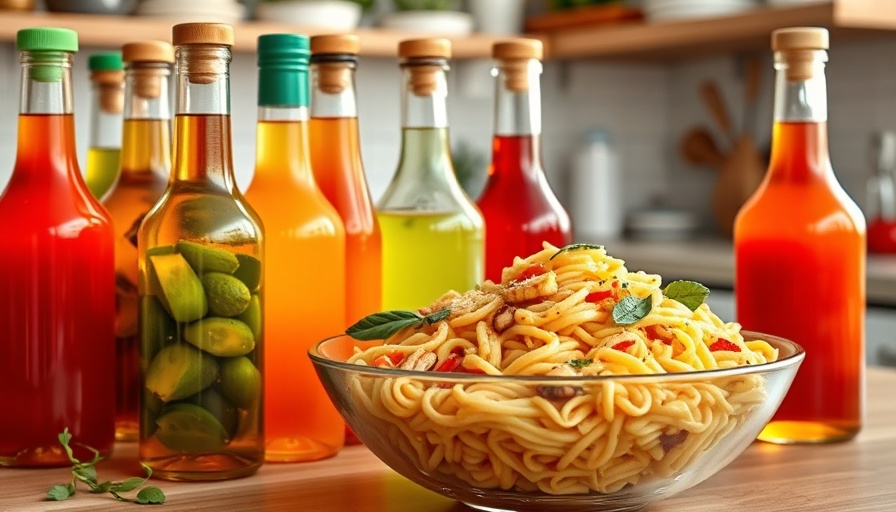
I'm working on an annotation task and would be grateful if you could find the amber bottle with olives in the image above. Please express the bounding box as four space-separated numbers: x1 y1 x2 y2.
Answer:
137 23 264 480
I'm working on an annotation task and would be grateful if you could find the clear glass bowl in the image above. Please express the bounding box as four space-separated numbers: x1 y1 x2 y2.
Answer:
309 331 804 512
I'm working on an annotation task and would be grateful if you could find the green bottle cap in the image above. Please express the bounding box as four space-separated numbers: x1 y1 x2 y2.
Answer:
257 33 310 108
89 52 123 71
16 28 78 83
16 27 78 52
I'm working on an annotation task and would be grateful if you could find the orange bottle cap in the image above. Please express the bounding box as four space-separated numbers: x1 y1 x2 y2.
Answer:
493 39 543 61
772 27 829 52
398 38 451 59
172 23 234 47
122 40 174 63
311 34 360 55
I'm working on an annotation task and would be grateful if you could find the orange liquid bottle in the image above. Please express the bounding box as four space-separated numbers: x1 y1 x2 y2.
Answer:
103 41 173 441
735 28 865 444
309 34 382 328
477 39 571 282
138 24 265 480
0 28 116 467
244 34 346 462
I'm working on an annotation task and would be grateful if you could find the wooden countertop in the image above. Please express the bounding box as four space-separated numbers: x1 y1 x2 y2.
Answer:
3 367 895 512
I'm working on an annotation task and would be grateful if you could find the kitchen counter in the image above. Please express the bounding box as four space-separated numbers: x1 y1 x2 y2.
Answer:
603 238 896 307
3 367 895 512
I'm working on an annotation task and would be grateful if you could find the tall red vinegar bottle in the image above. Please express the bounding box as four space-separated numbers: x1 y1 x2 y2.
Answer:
477 39 571 282
0 27 116 467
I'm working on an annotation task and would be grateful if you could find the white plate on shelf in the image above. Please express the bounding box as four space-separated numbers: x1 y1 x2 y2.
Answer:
136 0 246 23
378 11 473 36
644 0 758 21
255 1 362 29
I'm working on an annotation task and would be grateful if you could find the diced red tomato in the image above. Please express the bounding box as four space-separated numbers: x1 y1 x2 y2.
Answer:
435 354 462 372
612 340 636 352
585 289 614 303
709 339 741 352
373 352 406 367
513 263 547 283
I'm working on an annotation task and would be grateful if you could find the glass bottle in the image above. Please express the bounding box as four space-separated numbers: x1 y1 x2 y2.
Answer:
866 131 896 253
138 23 264 480
244 34 346 462
734 27 865 444
377 38 484 310
85 51 124 201
477 39 571 282
0 27 116 467
103 40 173 442
309 34 382 328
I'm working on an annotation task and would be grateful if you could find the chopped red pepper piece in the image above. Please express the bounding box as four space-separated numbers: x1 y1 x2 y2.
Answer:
513 263 547 283
585 289 614 303
645 325 673 345
373 352 406 367
435 354 462 372
612 340 636 352
709 339 741 352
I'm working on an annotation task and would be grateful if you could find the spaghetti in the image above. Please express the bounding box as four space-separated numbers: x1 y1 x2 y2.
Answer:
346 243 777 494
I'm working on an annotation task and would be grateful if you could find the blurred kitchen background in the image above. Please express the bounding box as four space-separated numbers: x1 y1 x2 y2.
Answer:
0 0 894 365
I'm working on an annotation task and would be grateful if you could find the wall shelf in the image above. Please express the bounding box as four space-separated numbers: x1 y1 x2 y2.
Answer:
0 11 504 58
541 0 896 60
1 0 895 60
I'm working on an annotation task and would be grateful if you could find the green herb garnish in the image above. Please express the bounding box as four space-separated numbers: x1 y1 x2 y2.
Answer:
567 359 594 369
612 295 653 325
549 243 603 260
346 308 451 341
46 428 165 505
663 280 710 311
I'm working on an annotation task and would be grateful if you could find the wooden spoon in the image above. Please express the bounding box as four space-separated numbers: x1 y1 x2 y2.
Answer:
680 126 726 169
700 80 736 147
712 134 766 237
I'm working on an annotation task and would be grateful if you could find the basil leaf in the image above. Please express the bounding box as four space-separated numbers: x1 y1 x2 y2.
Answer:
73 465 97 484
47 484 75 501
346 308 450 341
663 280 710 311
549 244 603 260
612 296 653 325
567 358 593 369
136 486 166 505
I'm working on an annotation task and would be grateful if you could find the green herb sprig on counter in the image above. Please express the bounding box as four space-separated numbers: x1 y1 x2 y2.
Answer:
46 428 165 505
663 280 710 311
346 308 451 341
549 243 603 260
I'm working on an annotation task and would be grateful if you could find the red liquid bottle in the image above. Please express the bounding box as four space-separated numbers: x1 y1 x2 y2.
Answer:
477 39 571 282
735 28 865 444
0 28 116 466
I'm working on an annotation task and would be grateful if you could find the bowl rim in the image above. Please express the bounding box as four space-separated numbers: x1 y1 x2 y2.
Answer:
309 329 805 383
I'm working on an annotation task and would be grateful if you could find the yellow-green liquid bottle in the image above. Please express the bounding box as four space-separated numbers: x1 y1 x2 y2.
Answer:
85 52 123 201
377 39 484 311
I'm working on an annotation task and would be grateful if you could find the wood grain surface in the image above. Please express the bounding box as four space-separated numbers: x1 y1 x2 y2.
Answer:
2 368 894 512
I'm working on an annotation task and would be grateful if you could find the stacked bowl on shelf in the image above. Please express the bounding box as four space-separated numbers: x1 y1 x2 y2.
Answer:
135 0 245 23
643 0 759 21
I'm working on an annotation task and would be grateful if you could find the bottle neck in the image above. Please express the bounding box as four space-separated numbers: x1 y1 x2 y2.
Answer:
494 59 542 136
773 50 828 123
19 51 73 115
401 58 449 128
125 62 171 121
171 45 235 190
769 50 831 181
310 58 357 119
255 106 316 186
